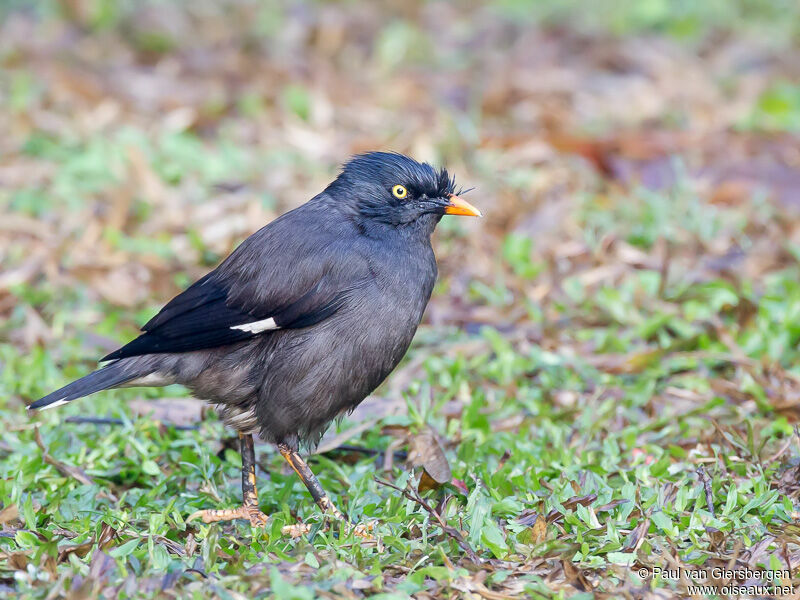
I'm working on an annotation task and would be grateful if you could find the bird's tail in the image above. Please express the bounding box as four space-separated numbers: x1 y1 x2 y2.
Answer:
28 362 143 411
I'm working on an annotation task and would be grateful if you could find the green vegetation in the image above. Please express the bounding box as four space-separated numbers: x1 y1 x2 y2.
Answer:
2 1 800 598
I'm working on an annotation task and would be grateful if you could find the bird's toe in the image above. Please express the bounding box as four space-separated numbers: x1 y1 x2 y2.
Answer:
246 507 270 527
350 520 376 539
188 505 269 528
279 518 377 540
281 522 312 538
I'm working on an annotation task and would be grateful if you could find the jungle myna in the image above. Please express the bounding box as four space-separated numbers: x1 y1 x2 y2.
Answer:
29 151 481 528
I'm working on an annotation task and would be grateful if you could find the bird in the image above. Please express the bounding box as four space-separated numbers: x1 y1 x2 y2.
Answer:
29 151 481 530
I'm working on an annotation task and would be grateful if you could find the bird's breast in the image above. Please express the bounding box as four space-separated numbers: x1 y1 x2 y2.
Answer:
251 242 438 445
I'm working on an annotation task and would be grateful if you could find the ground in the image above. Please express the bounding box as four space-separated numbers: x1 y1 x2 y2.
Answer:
2 1 800 598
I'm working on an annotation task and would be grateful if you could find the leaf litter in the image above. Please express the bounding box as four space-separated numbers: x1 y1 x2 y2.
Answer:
3 1 800 598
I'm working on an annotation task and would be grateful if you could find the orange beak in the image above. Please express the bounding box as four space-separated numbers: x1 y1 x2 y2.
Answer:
443 194 482 217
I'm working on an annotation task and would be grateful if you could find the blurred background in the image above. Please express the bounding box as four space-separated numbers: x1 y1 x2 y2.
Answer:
3 0 800 596
3 0 800 345
2 1 800 359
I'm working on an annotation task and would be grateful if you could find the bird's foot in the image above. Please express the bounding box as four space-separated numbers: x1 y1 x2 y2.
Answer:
317 496 376 539
280 518 377 540
281 522 312 538
351 520 376 539
188 504 269 527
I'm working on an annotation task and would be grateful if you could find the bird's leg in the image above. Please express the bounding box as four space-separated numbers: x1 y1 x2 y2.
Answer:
189 433 269 527
278 443 345 520
238 433 269 525
277 443 376 539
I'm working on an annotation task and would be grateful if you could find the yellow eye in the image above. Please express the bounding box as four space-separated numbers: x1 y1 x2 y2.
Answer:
392 184 408 199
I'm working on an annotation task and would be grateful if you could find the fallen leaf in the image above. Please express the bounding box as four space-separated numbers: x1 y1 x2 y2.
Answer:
8 552 29 571
551 494 598 519
624 514 651 552
407 427 451 490
0 504 20 525
594 499 629 513
561 559 592 592
531 514 547 544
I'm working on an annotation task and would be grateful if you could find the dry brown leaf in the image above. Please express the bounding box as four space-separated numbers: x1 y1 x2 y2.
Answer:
8 552 29 571
0 504 20 525
531 514 547 544
555 493 597 515
407 427 451 489
561 559 592 592
624 514 652 552
594 499 629 513
417 470 440 493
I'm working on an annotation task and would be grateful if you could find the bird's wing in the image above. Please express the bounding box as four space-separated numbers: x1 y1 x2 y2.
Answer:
102 270 359 361
102 214 370 361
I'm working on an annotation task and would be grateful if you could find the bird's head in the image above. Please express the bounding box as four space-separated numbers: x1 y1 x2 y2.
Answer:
326 152 481 235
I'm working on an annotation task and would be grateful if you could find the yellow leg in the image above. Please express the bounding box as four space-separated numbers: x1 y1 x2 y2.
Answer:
189 433 269 527
278 443 374 539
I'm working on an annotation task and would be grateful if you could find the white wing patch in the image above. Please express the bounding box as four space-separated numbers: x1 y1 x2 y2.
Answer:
230 317 279 334
37 398 70 411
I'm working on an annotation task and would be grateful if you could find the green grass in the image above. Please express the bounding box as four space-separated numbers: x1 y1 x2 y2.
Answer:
3 1 800 598
5 181 800 596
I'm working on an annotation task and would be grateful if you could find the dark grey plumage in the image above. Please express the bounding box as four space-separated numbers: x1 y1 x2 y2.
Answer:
30 152 480 453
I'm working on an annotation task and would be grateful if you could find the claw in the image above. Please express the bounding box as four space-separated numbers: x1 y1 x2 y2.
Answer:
351 520 376 540
189 505 269 527
280 517 377 540
281 522 312 537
